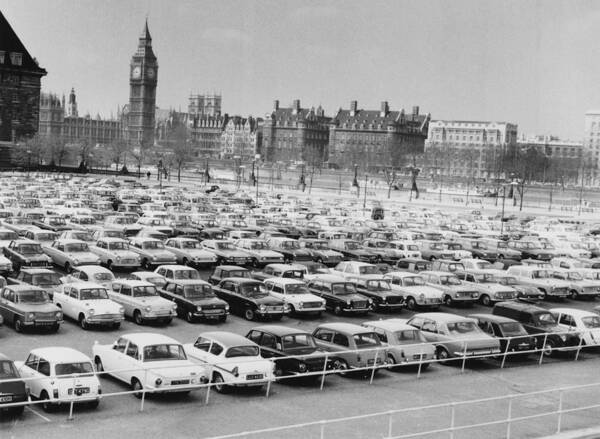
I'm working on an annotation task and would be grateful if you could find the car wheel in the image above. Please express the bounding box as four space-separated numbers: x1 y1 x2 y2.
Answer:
333 305 343 316
79 314 88 330
14 318 24 333
443 296 453 307
542 339 556 357
213 373 228 394
406 297 417 310
252 258 260 268
182 257 189 266
142 259 151 270
371 301 379 312
185 311 195 323
429 256 436 261
94 356 104 372
64 262 72 273
386 354 397 369
498 254 505 260
570 290 579 300
332 359 349 376
50 324 59 333
40 390 56 413
540 289 548 301
163 318 173 325
131 378 143 398
106 260 113 270
244 308 255 321
480 295 491 307
316 257 323 264
219 315 227 323
288 305 296 315
376 256 383 263
134 310 144 325
436 347 451 365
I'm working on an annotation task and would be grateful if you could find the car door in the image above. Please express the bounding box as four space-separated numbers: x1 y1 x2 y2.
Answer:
121 341 141 384
19 354 44 398
0 288 17 324
115 285 135 317
102 337 129 380
56 286 73 319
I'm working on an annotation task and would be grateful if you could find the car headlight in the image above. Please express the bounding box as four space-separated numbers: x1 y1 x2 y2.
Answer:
346 301 351 305
298 362 307 373
321 301 326 307
27 313 35 320
259 304 266 312
119 307 125 314
151 255 158 261
471 292 478 298
560 335 567 342
196 306 202 312
283 303 290 313
73 258 80 264
88 308 95 315
116 256 121 262
145 306 152 312
155 378 162 386
225 304 230 311
171 304 177 311
419 293 425 300
55 311 62 319
231 366 239 377
298 302 304 309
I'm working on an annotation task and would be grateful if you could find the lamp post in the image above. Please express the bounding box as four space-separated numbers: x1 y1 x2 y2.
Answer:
353 163 359 198
158 158 163 192
363 172 368 209
26 149 31 176
255 154 261 205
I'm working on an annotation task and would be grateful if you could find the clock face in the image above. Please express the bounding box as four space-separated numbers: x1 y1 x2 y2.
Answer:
147 68 155 78
132 66 141 79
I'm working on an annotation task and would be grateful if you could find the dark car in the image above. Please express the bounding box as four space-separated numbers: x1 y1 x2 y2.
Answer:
307 274 371 316
3 240 52 271
395 258 431 273
198 228 226 241
158 279 229 323
208 265 251 285
298 238 343 266
213 278 288 321
246 325 334 379
492 301 580 356
351 275 404 312
507 241 553 261
0 285 62 332
0 353 28 415
328 239 379 263
469 313 537 359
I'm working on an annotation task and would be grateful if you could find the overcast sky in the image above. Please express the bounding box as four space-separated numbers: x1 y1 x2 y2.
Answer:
3 0 600 139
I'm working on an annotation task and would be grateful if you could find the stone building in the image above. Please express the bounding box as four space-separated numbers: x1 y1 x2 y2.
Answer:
328 101 430 170
188 94 221 117
262 100 330 164
220 116 258 159
518 135 583 182
0 11 47 142
188 114 228 157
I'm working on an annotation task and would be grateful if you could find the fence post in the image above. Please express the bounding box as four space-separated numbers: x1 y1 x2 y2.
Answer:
538 333 549 366
506 395 513 439
557 389 564 433
417 352 423 379
501 336 511 369
320 420 326 439
67 375 75 421
369 348 379 385
205 380 211 405
265 375 272 398
460 341 467 373
320 353 328 391
387 410 394 438
574 331 584 362
449 402 456 439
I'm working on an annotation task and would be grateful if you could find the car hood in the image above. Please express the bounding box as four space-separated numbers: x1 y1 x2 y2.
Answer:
80 299 122 313
184 249 217 258
132 296 173 307
188 297 227 307
402 285 443 298
254 296 284 306
19 254 51 262
66 252 100 263
251 250 283 258
285 293 323 302
217 250 249 257
17 303 60 312
142 250 176 259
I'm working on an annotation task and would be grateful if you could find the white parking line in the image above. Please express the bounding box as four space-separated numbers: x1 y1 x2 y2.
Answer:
25 406 51 422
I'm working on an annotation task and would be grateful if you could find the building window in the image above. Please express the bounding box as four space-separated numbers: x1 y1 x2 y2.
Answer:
10 52 22 66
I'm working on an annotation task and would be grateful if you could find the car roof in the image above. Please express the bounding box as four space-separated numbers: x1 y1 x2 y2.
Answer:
362 319 414 331
549 307 597 317
156 264 195 270
251 325 310 336
18 268 55 274
119 332 181 347
494 301 547 313
316 322 371 334
198 331 258 347
421 271 458 276
114 279 155 287
56 239 86 245
386 271 423 277
216 265 249 271
308 274 347 283
67 281 106 290
76 265 113 274
30 347 91 363
264 277 305 285
468 313 519 324
166 278 210 286
410 312 474 323
6 284 44 291
97 237 128 243
265 263 300 270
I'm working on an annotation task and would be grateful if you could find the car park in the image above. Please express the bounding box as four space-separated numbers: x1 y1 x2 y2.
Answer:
92 333 209 397
0 285 62 332
384 271 443 310
158 278 229 322
164 237 218 268
469 314 537 358
109 280 177 325
184 331 274 392
263 277 326 316
16 347 101 412
3 239 51 271
213 278 288 321
90 237 141 270
307 274 372 315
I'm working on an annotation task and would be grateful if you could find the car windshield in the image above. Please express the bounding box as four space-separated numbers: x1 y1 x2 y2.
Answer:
407 245 419 251
532 270 551 279
37 233 56 241
48 218 66 225
402 276 426 286
143 344 187 362
281 270 304 279
281 241 300 249
132 286 158 297
473 274 495 283
394 329 427 343
18 244 42 254
284 283 310 294
80 288 109 300
216 242 236 250
359 266 379 275
105 230 124 238
65 243 88 252
499 322 528 335
446 243 462 250
332 283 357 295
281 333 316 350
72 232 93 241
0 360 18 378
439 276 461 286
55 362 94 378
353 332 382 347
227 270 250 278
582 316 600 328
497 276 518 286
345 242 360 250
183 284 214 298
430 243 444 250
366 280 391 291
17 290 49 303
225 346 260 358
181 240 201 249
0 232 18 240
525 242 542 249
566 272 583 281
143 241 164 250
250 241 268 250
174 270 200 280
583 272 600 280
536 312 557 325
312 242 329 250
447 321 479 334
32 273 61 285
240 284 266 297
108 242 128 250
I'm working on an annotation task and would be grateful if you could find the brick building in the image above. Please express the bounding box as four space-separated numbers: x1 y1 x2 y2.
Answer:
220 116 259 159
0 11 47 142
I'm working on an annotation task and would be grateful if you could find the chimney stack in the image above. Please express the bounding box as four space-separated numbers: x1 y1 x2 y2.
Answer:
412 106 419 116
380 101 389 117
273 100 279 111
292 99 300 115
350 100 358 116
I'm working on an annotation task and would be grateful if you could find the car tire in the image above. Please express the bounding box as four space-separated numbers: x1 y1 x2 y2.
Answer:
542 339 556 357
106 260 113 270
244 308 255 321
480 295 491 307
498 254 505 260
406 297 417 310
288 305 296 315
316 257 323 264
14 318 23 333
50 324 59 333
40 390 56 413
142 259 151 270
332 359 349 376
436 347 451 365
79 314 88 330
333 305 343 316
182 257 189 266
94 356 104 372
131 378 143 399
252 259 260 268
540 289 548 301
64 262 72 273
219 315 227 323
443 296 453 307
386 354 397 369
185 311 195 323
112 322 121 330
213 373 229 394
134 310 144 325
570 290 579 300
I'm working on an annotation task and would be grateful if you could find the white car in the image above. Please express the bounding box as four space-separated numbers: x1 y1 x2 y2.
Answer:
387 241 422 259
90 237 140 270
164 237 217 268
551 268 600 300
460 258 494 271
550 307 600 346
154 264 202 281
92 333 209 397
383 271 443 310
60 265 116 288
110 280 177 325
263 277 326 316
54 282 124 329
234 239 285 266
184 331 274 393
128 270 168 288
331 261 380 280
16 347 101 412
457 270 517 306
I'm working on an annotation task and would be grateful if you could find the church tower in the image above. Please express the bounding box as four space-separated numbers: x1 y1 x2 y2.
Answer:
128 19 158 148
66 87 78 117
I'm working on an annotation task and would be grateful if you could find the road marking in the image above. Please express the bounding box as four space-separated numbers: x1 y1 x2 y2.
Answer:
25 406 51 422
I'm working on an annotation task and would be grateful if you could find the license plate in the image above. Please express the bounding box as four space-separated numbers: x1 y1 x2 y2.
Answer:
205 315 220 319
0 396 12 402
246 374 263 380
75 387 89 395
413 354 424 360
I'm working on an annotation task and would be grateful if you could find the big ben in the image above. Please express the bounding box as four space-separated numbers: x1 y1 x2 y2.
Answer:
128 20 157 148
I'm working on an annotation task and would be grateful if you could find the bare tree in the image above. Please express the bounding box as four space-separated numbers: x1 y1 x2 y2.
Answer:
106 139 130 171
168 125 192 183
383 167 398 199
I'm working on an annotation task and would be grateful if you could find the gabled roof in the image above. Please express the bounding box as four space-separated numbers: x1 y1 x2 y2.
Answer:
0 11 46 75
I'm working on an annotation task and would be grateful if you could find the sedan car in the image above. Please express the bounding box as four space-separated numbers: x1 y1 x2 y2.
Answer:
263 277 326 316
60 265 116 288
109 280 177 325
234 239 285 267
213 278 288 321
350 275 404 312
7 268 62 299
164 237 218 268
90 237 140 270
384 271 443 310
201 239 253 266
469 314 537 358
92 333 209 397
0 353 28 415
550 307 600 347
208 265 252 286
3 239 52 271
307 274 372 316
43 239 101 272
0 285 62 332
421 271 479 307
159 279 229 323
184 331 274 392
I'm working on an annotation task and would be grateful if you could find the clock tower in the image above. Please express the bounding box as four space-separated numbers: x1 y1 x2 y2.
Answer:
127 19 157 148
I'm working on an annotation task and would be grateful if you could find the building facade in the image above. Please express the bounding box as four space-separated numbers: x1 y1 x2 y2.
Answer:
0 11 47 142
517 135 582 182
424 120 518 179
328 101 430 170
220 116 258 159
127 20 158 149
188 114 228 157
583 111 600 181
188 94 221 117
262 100 330 164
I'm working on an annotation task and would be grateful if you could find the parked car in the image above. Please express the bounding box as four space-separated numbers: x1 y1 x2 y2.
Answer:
213 278 288 321
184 331 274 392
201 239 253 266
92 333 209 397
306 274 372 315
384 271 443 310
421 271 479 307
21 229 58 247
234 238 285 267
485 269 545 302
507 240 553 261
266 237 313 263
53 282 124 329
16 347 101 412
362 319 436 368
551 268 600 300
158 279 229 323
469 314 537 358
298 238 343 266
492 301 581 356
109 280 177 325
3 239 52 271
312 322 387 374
0 353 28 415
154 264 202 281
246 325 333 378
263 277 326 316
127 270 167 288
128 237 178 270
90 237 140 270
430 260 465 273
328 239 378 263
395 258 431 273
43 239 101 272
456 269 517 306
406 313 501 362
164 237 217 268
331 261 380 280
549 307 600 347
251 263 306 282
32 215 70 232
506 265 571 300
418 240 455 261
350 276 404 312
6 268 62 299
208 265 251 285
0 285 62 332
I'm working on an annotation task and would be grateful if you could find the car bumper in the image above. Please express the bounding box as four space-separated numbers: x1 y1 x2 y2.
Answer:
142 312 176 321
452 348 501 357
341 307 370 313
23 319 62 327
294 306 326 314
86 315 125 325
148 377 209 393
193 310 228 320
188 260 217 267
378 303 405 310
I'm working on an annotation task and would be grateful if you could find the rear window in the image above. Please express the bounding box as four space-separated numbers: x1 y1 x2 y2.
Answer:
353 332 381 347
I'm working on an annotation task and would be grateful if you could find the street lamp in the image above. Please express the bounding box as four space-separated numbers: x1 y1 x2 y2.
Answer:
353 163 359 198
